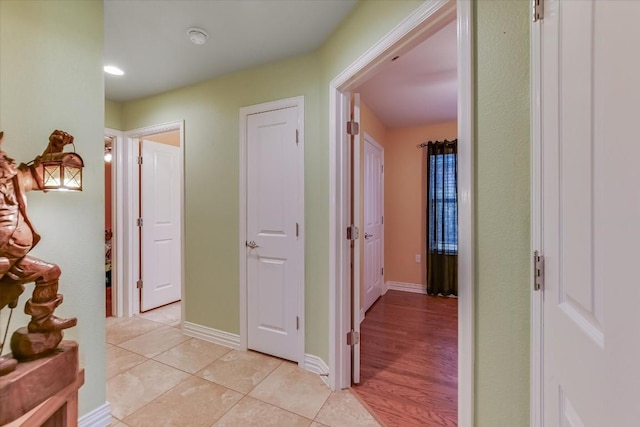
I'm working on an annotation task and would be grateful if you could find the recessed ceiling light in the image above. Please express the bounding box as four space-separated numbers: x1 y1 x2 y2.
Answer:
104 65 124 76
187 27 209 45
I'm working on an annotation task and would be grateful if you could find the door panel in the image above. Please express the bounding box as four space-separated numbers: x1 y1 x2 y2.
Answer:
247 106 300 362
541 1 640 425
363 137 383 312
141 139 181 311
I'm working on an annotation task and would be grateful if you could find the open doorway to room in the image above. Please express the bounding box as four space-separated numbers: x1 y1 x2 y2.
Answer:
351 20 459 426
105 135 115 317
109 121 185 326
330 1 474 426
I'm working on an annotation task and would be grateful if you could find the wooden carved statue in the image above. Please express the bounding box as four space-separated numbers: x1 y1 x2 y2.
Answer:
0 130 77 375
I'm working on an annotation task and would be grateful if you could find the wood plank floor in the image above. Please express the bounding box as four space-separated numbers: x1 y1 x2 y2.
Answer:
352 290 457 427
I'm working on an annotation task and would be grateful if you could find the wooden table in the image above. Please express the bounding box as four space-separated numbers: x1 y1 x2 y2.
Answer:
0 341 83 426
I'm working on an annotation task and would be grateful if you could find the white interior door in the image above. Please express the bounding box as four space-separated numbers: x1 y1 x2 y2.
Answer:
247 106 301 362
540 1 640 425
140 139 182 312
363 136 383 312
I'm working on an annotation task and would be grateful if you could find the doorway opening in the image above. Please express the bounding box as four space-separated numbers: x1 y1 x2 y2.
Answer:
329 1 474 426
105 135 114 317
105 128 124 318
114 121 185 325
351 18 459 426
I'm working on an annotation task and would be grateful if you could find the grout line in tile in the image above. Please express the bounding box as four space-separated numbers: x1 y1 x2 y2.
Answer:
120 373 195 425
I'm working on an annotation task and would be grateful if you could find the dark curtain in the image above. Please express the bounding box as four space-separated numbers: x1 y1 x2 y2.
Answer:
426 139 458 296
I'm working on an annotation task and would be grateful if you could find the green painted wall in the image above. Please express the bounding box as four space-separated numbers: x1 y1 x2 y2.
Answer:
122 53 326 356
475 1 530 425
0 0 105 418
105 99 124 130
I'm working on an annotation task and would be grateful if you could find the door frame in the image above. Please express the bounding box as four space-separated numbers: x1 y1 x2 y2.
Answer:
105 127 125 317
118 121 185 320
328 1 475 426
530 5 543 427
362 133 384 314
238 96 306 366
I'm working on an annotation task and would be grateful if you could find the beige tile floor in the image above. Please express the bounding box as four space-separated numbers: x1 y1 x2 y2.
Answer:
106 303 380 427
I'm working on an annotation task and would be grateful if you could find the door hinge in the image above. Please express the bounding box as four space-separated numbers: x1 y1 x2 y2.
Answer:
296 129 299 145
346 225 359 240
136 279 143 289
533 0 544 22
381 216 384 225
346 330 360 346
381 267 384 276
137 218 143 227
137 156 143 165
381 164 384 173
534 250 544 291
346 121 360 136
296 222 299 238
296 316 299 330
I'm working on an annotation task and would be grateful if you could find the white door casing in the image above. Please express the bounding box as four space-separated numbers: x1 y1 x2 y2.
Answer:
242 99 304 363
363 135 384 313
140 139 182 311
329 2 473 425
536 1 640 425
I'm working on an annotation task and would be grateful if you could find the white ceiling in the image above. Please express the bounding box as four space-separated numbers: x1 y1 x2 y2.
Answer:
104 0 357 102
104 1 457 129
356 21 458 129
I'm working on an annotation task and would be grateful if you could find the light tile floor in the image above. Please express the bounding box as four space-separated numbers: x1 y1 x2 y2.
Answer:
106 303 380 427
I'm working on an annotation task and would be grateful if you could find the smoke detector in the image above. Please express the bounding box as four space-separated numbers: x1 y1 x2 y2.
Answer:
187 27 209 45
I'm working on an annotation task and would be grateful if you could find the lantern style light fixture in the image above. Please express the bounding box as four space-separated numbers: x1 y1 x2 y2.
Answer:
40 148 84 191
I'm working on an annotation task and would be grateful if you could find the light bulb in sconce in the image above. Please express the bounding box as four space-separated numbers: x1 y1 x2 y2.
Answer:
104 152 112 162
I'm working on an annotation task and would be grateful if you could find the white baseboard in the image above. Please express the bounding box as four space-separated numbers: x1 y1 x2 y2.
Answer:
79 402 111 427
304 353 330 386
183 321 240 350
385 281 427 294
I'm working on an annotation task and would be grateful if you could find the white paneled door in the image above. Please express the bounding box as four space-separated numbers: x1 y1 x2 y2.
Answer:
540 1 640 425
140 139 182 312
246 105 301 362
363 136 384 312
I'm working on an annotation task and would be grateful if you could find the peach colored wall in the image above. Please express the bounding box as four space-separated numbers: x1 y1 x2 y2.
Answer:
359 101 388 310
385 121 457 285
145 129 180 146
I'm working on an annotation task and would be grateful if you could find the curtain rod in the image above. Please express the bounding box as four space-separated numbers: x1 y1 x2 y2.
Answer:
417 138 458 148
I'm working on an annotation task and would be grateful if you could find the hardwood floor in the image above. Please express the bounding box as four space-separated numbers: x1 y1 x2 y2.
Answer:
352 290 457 427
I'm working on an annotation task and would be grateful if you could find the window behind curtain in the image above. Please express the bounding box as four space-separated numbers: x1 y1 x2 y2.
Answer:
428 152 458 254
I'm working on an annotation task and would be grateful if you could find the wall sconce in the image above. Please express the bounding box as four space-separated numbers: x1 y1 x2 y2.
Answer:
41 150 84 191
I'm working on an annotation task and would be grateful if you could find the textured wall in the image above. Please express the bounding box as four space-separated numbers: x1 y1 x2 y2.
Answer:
105 99 124 130
0 0 106 417
475 1 530 425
